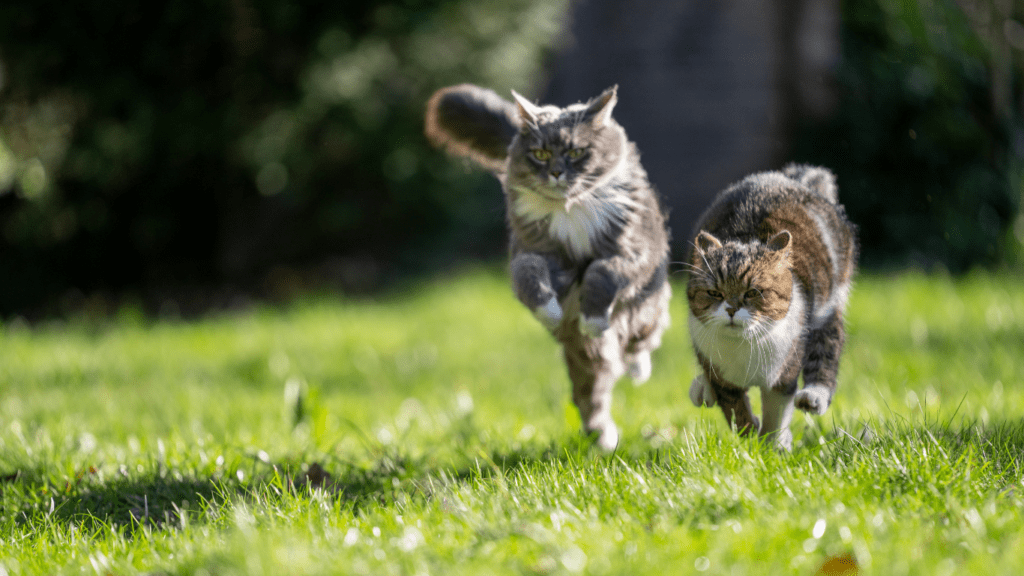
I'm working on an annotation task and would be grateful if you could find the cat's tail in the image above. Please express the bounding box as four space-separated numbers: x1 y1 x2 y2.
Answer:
782 163 839 204
424 84 521 173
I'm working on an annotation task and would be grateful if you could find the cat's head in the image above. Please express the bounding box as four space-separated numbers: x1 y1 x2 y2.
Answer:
687 230 794 335
506 86 626 201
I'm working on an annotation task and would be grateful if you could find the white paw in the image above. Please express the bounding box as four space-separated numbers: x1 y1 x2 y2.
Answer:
593 423 619 452
627 351 652 385
688 374 716 407
533 296 563 330
795 385 831 415
772 428 793 452
579 314 609 338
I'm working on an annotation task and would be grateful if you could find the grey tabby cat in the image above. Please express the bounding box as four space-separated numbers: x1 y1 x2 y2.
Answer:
685 164 857 450
425 84 671 450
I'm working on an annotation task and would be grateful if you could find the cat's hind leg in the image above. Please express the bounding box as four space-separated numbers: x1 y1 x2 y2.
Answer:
564 330 626 451
624 283 672 385
626 351 652 384
796 309 846 415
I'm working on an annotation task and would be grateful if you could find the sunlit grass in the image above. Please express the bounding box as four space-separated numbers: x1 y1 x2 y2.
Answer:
1 267 1022 575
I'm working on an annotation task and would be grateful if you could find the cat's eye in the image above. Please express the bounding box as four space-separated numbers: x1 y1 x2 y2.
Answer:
566 147 585 160
531 149 552 161
744 289 760 299
706 290 723 299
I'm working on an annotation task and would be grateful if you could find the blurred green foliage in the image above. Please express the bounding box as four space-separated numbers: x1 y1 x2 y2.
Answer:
0 0 569 315
1 0 1023 317
795 0 1024 271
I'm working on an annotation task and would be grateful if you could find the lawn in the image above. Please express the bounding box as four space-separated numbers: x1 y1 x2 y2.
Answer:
1 268 1022 575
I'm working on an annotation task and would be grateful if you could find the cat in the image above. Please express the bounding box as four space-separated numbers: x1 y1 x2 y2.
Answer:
685 164 857 450
425 84 671 451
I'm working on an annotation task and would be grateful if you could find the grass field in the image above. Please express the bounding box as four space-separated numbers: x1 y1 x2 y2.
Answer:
1 268 1022 575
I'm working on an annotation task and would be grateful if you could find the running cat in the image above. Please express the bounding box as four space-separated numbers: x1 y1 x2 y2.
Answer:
685 164 857 450
425 84 671 450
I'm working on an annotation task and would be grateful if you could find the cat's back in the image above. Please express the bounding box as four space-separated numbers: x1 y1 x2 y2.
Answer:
697 169 836 232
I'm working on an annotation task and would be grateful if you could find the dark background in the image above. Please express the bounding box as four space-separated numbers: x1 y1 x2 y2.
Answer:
1 0 1022 319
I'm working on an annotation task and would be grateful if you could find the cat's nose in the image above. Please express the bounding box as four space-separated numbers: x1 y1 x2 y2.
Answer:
550 170 562 178
725 306 737 317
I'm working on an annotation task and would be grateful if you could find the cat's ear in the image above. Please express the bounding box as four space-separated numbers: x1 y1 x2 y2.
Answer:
695 231 722 253
584 85 618 127
767 231 792 252
511 90 541 126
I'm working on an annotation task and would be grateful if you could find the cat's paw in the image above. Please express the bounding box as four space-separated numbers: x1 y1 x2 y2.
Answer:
579 313 610 338
627 351 652 385
737 416 760 437
590 423 619 452
533 296 563 330
688 374 716 407
795 385 831 415
767 428 793 452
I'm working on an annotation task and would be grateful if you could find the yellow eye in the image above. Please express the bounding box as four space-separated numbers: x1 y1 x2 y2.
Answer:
531 149 552 161
707 290 723 299
745 289 759 299
566 148 585 159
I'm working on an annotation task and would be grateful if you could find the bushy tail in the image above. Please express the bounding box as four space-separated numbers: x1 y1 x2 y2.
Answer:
424 84 520 173
782 163 838 204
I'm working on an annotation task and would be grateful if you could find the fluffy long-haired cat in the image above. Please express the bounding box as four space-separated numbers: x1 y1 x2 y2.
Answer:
425 84 671 450
685 164 857 450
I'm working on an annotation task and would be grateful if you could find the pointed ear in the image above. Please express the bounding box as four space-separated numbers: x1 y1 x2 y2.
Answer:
584 85 618 127
695 231 722 253
766 230 792 252
511 90 540 126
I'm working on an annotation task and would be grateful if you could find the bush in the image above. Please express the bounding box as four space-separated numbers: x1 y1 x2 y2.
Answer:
0 0 570 315
793 0 1024 271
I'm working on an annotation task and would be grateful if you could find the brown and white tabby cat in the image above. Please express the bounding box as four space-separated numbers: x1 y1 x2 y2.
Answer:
685 164 857 450
425 84 671 450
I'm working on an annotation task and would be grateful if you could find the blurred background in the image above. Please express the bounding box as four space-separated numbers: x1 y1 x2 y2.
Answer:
0 0 1021 318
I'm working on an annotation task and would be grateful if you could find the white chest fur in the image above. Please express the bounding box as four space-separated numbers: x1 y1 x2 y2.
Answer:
688 283 805 389
513 187 632 259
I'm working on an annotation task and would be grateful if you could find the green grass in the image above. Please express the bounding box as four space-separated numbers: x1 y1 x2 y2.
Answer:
1 268 1022 575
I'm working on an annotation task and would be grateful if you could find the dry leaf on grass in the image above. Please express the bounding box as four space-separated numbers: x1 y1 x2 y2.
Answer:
815 553 859 576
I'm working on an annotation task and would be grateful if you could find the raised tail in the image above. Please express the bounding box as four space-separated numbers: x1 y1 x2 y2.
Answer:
424 84 521 173
782 163 838 204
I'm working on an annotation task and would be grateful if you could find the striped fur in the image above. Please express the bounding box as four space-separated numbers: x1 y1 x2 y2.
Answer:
685 164 858 450
425 84 671 451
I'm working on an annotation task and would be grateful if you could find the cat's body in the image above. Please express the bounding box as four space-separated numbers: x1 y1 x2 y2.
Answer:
426 84 671 450
685 165 857 450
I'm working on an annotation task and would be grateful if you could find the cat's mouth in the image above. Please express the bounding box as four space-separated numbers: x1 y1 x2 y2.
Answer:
710 317 750 335
533 183 569 201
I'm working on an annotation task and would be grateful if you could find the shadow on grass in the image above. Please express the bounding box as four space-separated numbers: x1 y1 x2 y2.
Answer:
9 419 1020 535
304 435 602 508
2 439 590 535
811 415 1024 478
4 472 241 533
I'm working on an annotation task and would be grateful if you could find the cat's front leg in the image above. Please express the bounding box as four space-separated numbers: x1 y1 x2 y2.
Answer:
760 380 798 451
578 259 628 337
796 309 845 415
708 379 759 436
511 252 565 330
688 373 717 407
